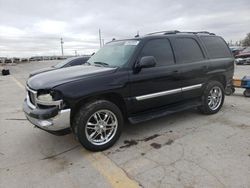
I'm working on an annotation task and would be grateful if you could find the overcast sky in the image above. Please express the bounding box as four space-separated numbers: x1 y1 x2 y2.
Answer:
0 0 249 57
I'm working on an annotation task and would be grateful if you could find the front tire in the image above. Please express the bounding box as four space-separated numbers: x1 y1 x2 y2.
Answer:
199 81 225 114
73 100 123 151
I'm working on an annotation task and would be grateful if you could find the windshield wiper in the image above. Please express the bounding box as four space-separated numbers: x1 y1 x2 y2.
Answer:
93 62 109 67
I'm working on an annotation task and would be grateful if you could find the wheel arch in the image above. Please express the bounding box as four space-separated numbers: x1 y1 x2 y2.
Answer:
70 92 128 130
209 75 226 89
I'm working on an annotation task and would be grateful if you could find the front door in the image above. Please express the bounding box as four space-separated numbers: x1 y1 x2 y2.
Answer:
128 38 183 114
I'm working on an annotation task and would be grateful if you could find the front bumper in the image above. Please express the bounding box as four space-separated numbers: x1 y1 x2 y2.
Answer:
23 98 71 132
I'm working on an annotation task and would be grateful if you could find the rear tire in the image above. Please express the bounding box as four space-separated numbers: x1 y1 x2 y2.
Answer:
198 81 225 114
73 100 123 151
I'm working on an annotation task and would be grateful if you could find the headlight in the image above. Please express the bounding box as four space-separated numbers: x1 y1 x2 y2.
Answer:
37 94 53 101
36 90 63 108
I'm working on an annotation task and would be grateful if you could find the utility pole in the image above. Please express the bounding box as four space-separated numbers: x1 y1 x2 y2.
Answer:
99 29 102 48
60 38 64 57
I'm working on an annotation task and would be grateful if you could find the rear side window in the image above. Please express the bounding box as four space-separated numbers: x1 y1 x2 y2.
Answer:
174 38 204 63
140 38 174 66
201 36 232 58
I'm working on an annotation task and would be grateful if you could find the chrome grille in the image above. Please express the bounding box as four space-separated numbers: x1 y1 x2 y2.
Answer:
26 87 37 107
28 91 36 105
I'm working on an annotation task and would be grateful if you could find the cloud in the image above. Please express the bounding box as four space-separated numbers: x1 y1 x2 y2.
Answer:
34 20 68 35
0 0 249 57
0 25 27 37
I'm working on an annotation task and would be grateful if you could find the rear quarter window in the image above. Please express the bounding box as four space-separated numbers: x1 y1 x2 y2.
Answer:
200 36 232 58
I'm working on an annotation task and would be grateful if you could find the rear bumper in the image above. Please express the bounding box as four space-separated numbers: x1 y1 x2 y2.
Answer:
23 98 71 132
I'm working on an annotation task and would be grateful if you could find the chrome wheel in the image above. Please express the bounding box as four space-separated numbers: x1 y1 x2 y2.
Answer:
208 86 222 111
85 110 118 146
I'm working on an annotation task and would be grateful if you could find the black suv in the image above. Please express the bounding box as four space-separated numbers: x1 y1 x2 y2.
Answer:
23 31 234 151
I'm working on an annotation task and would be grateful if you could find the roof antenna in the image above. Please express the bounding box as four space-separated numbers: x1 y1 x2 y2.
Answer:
135 31 139 38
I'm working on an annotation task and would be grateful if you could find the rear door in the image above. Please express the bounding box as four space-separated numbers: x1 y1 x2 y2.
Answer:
199 36 234 85
170 36 209 100
128 38 183 114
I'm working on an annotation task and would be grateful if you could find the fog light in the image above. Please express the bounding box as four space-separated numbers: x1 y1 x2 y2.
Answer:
39 120 53 127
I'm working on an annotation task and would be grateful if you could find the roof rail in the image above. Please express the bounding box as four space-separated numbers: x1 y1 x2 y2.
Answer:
146 30 180 35
180 31 215 35
146 30 215 36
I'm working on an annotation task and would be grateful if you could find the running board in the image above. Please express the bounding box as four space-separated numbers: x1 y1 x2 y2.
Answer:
128 100 201 124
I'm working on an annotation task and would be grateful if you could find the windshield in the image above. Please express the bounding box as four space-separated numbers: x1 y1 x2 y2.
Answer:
53 57 76 68
88 40 139 67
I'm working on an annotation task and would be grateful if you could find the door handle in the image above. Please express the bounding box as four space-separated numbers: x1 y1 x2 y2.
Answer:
173 70 179 74
172 70 181 80
202 65 208 70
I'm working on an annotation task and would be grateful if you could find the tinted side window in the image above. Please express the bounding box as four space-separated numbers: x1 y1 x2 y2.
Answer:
174 38 204 63
201 36 231 58
140 39 174 66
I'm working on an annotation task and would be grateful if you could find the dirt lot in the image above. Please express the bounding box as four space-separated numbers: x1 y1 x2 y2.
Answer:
0 61 250 188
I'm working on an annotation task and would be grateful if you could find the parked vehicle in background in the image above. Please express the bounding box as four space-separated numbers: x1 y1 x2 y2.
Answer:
29 56 90 77
21 58 29 62
235 47 250 65
4 58 12 63
229 46 245 57
0 58 20 64
12 58 20 63
23 31 234 151
29 56 43 61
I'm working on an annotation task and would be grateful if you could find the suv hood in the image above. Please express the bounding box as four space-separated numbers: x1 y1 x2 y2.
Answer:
27 65 117 90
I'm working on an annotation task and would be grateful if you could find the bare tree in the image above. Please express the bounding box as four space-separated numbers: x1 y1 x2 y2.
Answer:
242 33 250 46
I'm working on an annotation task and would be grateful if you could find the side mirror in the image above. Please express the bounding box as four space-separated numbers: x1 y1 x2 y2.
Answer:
136 56 156 70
